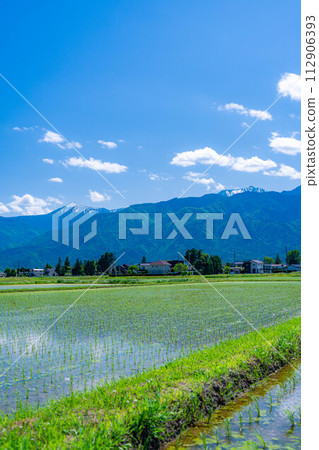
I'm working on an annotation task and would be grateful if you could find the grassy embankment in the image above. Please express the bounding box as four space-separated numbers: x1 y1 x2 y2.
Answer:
0 317 301 449
0 272 300 289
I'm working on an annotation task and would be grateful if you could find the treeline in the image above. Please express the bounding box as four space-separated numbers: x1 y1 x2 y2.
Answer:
2 252 116 277
262 250 301 265
184 248 223 275
54 252 115 276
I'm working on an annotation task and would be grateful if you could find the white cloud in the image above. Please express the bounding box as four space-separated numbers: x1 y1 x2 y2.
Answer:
1 194 63 217
97 140 118 149
264 164 301 180
43 158 54 164
49 177 63 183
171 146 277 173
13 126 36 132
39 130 82 149
88 190 111 202
149 173 172 181
277 73 301 101
269 132 301 155
231 156 277 172
183 172 225 192
218 103 272 120
47 196 63 204
0 202 10 214
64 156 127 174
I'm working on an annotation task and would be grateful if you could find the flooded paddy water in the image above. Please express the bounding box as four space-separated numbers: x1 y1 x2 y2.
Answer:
0 281 300 413
166 360 301 449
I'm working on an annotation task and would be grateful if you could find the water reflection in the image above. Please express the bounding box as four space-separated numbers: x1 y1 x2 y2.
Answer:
166 361 301 449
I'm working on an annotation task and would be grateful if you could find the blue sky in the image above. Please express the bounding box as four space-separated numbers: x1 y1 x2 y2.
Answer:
0 0 301 216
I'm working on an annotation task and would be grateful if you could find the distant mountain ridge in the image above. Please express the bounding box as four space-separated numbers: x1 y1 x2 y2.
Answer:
0 186 301 269
218 186 266 197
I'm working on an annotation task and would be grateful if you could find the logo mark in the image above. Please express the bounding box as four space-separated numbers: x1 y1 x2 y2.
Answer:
52 203 98 249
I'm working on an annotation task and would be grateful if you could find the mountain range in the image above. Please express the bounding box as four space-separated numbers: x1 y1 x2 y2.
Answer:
0 186 301 269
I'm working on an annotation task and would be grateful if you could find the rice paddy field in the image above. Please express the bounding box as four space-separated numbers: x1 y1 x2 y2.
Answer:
0 279 300 414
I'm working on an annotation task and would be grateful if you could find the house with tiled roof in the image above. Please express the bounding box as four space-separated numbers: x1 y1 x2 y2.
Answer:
148 260 171 275
248 260 264 274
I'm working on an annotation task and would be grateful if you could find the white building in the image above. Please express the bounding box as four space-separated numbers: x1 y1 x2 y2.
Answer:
249 260 264 274
148 260 171 275
139 262 151 272
29 268 44 277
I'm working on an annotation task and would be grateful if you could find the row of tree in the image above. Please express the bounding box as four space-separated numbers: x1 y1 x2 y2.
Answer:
263 250 301 265
2 249 300 277
54 252 116 276
184 248 301 275
184 248 223 275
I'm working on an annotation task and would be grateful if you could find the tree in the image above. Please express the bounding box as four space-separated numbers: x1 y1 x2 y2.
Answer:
263 257 275 264
55 257 63 276
127 264 139 275
194 253 213 275
84 260 96 276
275 253 282 264
4 268 15 277
98 252 115 273
173 262 188 275
185 248 202 265
64 257 71 274
286 249 301 265
72 259 84 276
44 263 53 269
210 255 223 274
224 265 230 274
141 255 147 264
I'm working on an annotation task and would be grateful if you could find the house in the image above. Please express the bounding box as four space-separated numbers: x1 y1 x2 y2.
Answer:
248 260 264 274
139 262 151 273
44 268 57 277
287 264 301 272
167 260 193 274
230 261 244 274
0 272 6 278
29 268 44 277
116 264 129 275
264 263 284 273
148 260 171 275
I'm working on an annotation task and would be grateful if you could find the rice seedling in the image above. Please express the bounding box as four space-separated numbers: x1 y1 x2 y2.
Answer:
0 317 302 448
286 409 295 429
224 418 231 439
255 431 266 449
252 396 260 417
199 432 208 449
0 280 300 413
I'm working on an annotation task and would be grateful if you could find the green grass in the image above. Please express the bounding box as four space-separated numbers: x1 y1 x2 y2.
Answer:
0 317 301 449
0 272 300 286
